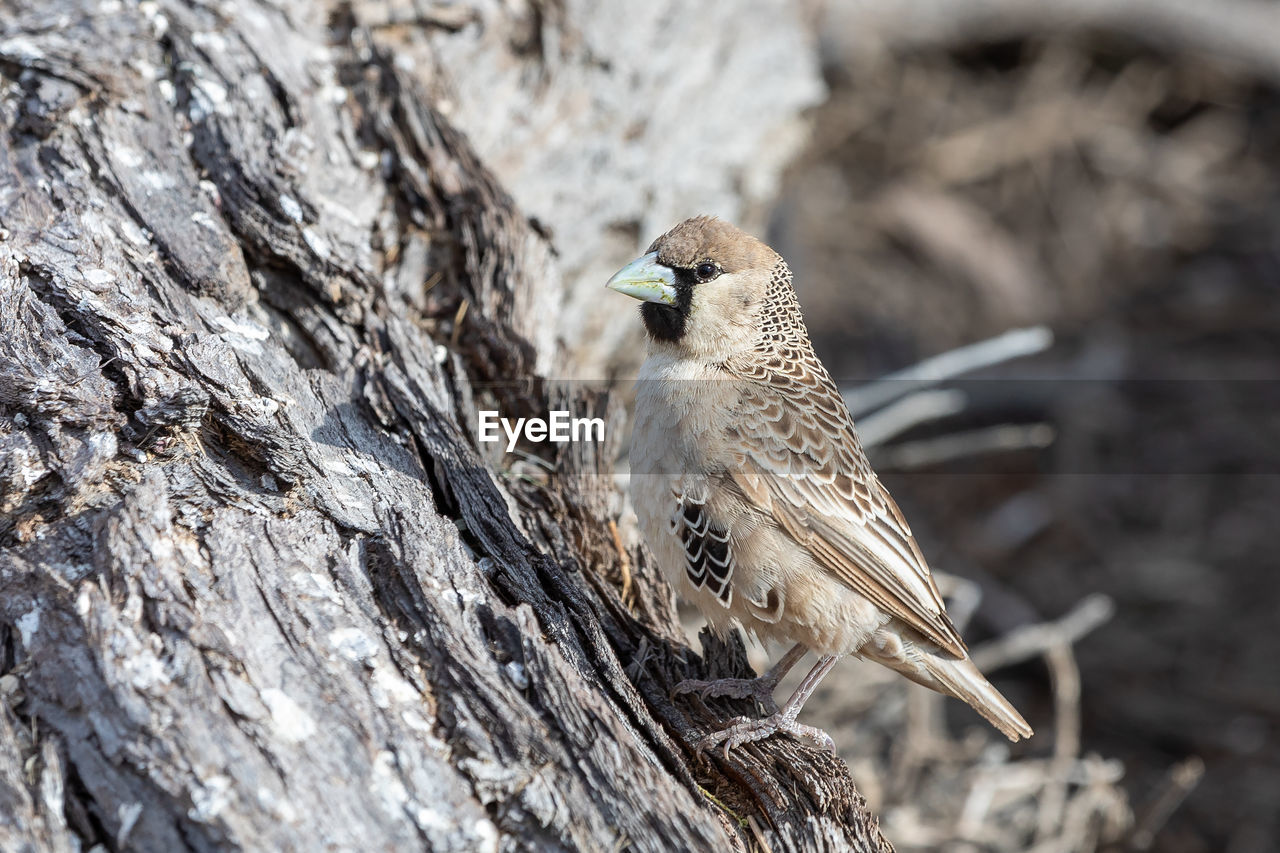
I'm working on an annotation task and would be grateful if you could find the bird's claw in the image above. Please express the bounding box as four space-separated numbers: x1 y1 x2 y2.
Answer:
672 676 780 714
696 712 837 760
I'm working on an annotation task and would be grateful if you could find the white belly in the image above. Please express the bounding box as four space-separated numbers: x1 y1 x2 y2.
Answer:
628 355 723 600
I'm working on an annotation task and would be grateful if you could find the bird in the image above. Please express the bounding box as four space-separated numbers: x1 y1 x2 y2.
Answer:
606 216 1032 755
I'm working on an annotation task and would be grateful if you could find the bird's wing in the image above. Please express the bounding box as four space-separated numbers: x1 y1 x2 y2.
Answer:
724 362 967 657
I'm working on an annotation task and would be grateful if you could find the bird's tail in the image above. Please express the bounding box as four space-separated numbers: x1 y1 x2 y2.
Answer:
863 635 1033 742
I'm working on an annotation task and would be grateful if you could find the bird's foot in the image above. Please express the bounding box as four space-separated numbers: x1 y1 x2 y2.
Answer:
672 676 780 714
697 712 836 759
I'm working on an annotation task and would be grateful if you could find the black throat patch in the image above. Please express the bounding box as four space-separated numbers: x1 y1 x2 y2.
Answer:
640 268 695 342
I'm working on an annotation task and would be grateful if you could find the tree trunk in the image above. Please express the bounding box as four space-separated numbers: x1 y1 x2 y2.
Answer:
0 0 892 850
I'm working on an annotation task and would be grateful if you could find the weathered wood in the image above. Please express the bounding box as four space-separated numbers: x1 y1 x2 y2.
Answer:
0 0 890 851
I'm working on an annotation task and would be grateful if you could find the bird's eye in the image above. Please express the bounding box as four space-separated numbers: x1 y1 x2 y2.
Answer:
695 261 719 282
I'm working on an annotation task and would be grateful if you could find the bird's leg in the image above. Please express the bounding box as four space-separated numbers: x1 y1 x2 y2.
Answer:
698 654 841 758
673 642 807 714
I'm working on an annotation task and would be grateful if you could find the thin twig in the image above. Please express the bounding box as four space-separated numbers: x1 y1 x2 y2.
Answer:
1036 643 1082 843
1128 756 1205 850
874 423 1055 471
844 326 1053 417
854 389 967 448
971 594 1115 672
609 519 634 607
449 298 469 348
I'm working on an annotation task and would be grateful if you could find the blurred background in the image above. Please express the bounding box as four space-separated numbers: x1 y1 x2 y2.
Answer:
763 3 1280 852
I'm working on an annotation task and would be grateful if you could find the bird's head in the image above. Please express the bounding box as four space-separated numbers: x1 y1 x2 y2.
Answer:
606 216 785 360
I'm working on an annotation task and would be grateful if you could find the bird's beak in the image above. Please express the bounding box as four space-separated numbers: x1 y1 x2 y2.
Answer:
606 252 677 306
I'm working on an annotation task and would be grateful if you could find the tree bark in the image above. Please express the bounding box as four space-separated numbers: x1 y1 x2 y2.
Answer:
0 0 890 850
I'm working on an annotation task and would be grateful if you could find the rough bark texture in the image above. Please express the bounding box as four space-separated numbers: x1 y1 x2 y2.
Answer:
0 1 890 850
